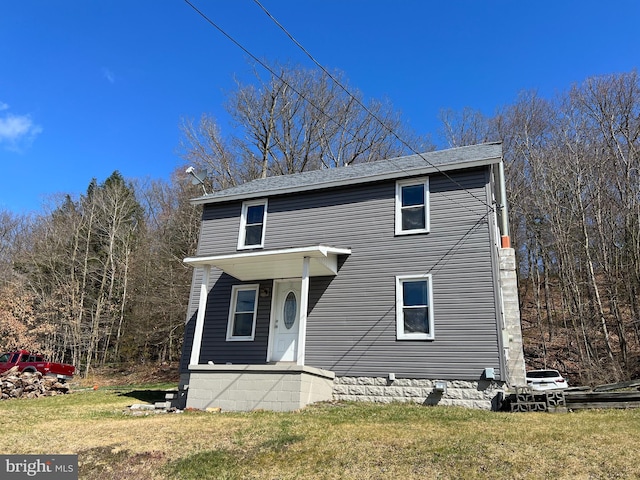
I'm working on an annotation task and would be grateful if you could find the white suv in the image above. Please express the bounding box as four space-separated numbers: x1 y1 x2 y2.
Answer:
526 369 569 391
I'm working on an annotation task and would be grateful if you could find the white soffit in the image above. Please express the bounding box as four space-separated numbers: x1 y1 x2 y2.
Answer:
183 245 352 281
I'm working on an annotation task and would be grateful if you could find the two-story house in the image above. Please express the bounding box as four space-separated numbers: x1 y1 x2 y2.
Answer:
178 142 525 411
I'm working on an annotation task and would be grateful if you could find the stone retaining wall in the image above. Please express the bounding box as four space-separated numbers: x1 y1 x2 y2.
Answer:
333 376 505 410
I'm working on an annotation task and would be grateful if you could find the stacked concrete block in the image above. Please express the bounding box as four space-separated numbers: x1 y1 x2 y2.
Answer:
508 386 567 413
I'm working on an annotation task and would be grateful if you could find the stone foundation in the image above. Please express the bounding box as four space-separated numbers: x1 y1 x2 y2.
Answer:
180 369 507 412
333 376 505 410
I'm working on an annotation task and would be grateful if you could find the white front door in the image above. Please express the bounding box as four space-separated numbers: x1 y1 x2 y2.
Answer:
270 280 301 362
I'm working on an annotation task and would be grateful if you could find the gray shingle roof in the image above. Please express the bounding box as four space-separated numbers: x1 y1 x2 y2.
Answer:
192 142 502 205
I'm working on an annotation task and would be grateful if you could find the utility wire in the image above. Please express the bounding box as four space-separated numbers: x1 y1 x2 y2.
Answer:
182 0 336 129
252 0 493 211
183 0 494 214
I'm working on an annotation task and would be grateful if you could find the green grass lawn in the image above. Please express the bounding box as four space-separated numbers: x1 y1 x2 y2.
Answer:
2 384 640 479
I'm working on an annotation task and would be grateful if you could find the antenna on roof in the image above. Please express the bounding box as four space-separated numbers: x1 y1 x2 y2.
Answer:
185 166 209 195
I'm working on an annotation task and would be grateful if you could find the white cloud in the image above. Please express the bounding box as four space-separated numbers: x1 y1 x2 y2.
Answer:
0 111 43 152
102 67 115 84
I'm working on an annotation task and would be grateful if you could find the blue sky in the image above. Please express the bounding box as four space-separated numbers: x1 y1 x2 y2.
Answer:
1 1 638 214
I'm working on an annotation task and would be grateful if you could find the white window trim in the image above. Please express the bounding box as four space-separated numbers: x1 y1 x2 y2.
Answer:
395 177 430 235
226 284 259 341
395 274 434 340
237 199 268 250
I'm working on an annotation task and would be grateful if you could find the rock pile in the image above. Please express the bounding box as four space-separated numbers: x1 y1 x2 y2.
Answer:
0 366 71 400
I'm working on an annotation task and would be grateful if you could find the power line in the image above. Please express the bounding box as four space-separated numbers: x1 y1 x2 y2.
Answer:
183 0 494 214
182 0 336 128
251 0 493 211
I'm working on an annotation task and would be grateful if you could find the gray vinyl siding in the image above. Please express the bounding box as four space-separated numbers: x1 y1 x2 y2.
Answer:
183 166 503 380
197 203 244 255
199 275 273 365
181 269 273 368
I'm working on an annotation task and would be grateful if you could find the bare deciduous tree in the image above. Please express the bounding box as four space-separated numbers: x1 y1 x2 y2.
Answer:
181 62 432 187
438 72 640 383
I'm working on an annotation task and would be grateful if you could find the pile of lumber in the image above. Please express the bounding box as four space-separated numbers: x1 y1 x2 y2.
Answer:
1 366 70 400
564 379 640 409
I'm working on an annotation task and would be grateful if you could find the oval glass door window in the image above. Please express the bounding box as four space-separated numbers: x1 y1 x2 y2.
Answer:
283 291 297 329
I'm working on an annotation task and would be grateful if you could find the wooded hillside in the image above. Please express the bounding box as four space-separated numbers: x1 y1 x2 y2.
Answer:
1 67 638 386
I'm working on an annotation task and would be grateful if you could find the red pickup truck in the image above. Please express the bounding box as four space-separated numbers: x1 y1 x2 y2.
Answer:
0 350 75 381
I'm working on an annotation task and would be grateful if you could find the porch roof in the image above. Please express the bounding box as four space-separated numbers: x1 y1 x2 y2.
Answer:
183 245 351 281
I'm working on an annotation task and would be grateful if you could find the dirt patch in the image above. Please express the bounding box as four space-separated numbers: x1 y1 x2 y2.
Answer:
79 446 167 480
75 363 180 388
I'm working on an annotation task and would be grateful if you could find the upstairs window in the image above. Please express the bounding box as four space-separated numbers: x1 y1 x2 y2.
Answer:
396 274 434 340
395 177 429 235
226 284 259 341
238 199 267 249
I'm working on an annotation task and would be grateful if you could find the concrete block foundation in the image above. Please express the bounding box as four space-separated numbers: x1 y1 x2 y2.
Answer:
183 364 335 412
180 366 506 411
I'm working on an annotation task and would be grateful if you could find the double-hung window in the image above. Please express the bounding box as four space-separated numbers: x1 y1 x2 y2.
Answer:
395 177 429 235
226 284 259 341
238 199 267 249
396 274 434 340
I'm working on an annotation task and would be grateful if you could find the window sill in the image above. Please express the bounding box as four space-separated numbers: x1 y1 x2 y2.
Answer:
395 229 430 236
396 334 434 341
237 245 265 251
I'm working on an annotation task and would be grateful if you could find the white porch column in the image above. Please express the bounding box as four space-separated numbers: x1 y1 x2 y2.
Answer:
297 256 310 366
190 264 210 366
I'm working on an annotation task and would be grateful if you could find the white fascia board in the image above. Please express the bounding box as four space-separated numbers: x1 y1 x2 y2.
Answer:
184 245 352 281
184 245 351 265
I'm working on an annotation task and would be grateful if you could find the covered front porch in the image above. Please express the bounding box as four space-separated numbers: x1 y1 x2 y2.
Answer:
181 245 350 411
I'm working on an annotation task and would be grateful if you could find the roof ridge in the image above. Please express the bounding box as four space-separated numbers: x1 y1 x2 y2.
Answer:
191 142 502 205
